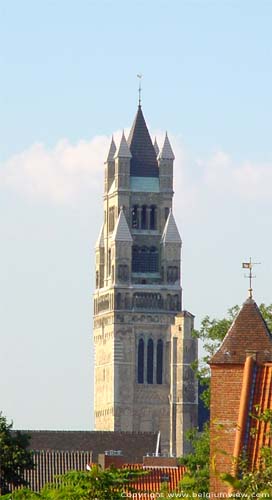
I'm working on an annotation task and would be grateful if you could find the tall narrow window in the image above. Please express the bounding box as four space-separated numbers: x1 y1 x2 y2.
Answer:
132 205 139 228
141 205 147 229
137 339 144 384
108 249 111 276
150 206 157 229
147 339 154 384
156 339 163 384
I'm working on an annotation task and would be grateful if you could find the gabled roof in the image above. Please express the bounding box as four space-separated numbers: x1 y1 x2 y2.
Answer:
95 224 104 248
106 136 116 162
114 132 132 159
158 132 175 160
111 208 133 242
127 106 159 177
210 298 272 364
161 209 181 244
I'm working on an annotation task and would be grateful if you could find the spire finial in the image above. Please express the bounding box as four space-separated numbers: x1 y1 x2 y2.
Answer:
242 258 261 299
137 73 142 106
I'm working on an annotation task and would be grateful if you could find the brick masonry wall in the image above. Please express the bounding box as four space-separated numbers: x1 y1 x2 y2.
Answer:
210 364 244 494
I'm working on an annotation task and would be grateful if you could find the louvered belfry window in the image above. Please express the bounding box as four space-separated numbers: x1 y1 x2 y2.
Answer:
132 246 158 273
147 339 154 384
137 339 144 383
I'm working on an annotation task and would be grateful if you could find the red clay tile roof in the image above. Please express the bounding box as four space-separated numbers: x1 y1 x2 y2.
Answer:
233 358 272 474
246 362 272 469
210 298 272 364
124 463 185 497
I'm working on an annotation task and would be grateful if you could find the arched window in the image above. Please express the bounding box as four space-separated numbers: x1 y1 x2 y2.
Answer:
156 340 163 384
137 339 144 384
141 205 147 229
131 205 139 228
150 205 157 230
147 339 154 384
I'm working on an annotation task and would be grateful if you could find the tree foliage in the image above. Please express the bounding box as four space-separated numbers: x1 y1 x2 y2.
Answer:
2 466 148 500
179 423 210 495
221 408 272 497
0 413 34 495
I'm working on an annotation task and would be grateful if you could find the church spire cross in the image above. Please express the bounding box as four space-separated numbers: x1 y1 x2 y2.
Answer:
242 258 261 299
137 73 142 106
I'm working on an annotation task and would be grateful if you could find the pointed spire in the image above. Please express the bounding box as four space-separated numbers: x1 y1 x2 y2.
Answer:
106 136 116 162
210 298 272 364
161 209 181 244
127 106 159 177
153 137 159 157
95 224 104 248
158 132 175 160
112 208 133 242
114 132 132 159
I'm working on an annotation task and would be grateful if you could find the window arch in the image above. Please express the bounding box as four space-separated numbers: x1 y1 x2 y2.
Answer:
137 339 144 384
156 339 163 384
147 339 154 384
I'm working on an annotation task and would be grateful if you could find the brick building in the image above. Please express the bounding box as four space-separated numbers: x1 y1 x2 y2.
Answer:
209 297 272 495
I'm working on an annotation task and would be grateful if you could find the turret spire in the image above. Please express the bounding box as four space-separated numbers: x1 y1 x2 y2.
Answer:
158 132 175 160
106 136 116 162
114 132 132 159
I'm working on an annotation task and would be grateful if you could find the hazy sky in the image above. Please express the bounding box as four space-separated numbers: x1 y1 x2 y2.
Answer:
1 0 272 430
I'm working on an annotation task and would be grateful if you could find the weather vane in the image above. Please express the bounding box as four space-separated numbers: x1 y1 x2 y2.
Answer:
242 258 261 299
137 74 142 106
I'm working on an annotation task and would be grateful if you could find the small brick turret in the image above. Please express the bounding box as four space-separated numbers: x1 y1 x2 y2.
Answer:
209 297 272 495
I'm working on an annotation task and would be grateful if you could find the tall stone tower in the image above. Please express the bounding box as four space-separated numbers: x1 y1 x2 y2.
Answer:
93 104 197 454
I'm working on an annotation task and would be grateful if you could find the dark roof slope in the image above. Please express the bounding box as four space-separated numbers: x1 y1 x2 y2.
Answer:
22 430 158 463
210 298 272 364
127 105 159 177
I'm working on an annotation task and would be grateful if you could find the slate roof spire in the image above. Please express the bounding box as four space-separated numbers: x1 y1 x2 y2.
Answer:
114 132 132 159
111 207 133 242
158 132 175 160
95 224 104 248
153 137 159 157
106 136 116 162
161 209 182 244
127 105 159 177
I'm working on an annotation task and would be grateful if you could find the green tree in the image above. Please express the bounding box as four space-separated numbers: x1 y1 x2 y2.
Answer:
221 409 272 498
179 423 210 495
0 413 34 495
3 466 148 500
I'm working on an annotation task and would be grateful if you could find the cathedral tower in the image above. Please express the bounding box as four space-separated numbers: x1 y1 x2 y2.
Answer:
93 104 197 454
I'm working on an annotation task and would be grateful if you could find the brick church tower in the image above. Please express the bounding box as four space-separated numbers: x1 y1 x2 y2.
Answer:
93 103 197 454
209 297 272 494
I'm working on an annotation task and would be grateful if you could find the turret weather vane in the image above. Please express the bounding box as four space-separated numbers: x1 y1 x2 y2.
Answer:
242 258 261 299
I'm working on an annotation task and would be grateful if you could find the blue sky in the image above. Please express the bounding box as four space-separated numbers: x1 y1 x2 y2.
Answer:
1 0 272 430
